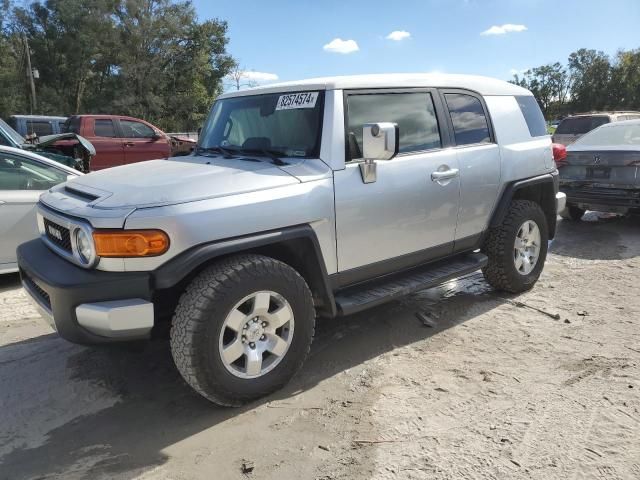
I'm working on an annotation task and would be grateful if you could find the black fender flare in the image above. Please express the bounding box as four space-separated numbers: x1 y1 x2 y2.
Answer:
489 171 559 239
152 224 337 317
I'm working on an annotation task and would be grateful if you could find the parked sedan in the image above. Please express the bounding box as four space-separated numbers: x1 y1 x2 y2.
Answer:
0 146 81 274
558 119 640 220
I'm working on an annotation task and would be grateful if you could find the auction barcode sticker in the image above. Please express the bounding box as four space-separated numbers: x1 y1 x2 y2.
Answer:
276 92 319 110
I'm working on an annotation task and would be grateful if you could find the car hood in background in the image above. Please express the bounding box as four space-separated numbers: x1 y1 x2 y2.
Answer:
64 155 301 209
35 133 96 156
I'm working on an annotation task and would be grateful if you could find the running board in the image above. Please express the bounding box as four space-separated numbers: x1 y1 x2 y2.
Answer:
334 252 488 316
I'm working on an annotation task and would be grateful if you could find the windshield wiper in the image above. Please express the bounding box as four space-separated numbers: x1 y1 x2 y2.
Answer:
234 148 288 166
196 145 236 159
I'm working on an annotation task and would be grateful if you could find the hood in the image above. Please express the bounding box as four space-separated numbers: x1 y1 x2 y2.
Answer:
36 132 96 156
65 155 301 209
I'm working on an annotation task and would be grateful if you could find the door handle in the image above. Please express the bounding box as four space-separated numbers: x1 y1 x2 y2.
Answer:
431 168 459 182
124 142 135 147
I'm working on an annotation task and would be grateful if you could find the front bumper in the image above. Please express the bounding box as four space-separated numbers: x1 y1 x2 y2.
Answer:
18 239 154 344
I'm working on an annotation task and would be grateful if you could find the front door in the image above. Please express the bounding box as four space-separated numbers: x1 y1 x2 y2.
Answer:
0 152 69 267
334 90 460 274
119 119 170 164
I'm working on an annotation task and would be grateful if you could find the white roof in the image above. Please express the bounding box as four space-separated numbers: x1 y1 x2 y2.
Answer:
219 73 532 99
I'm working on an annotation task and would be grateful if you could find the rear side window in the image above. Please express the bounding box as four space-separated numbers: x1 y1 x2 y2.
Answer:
444 93 491 146
94 119 116 137
346 92 441 160
516 96 547 137
556 116 609 135
26 121 53 137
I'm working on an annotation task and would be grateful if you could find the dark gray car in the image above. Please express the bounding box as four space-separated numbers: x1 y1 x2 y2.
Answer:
559 119 640 220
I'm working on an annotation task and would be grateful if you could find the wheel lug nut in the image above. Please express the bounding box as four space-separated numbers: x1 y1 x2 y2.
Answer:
249 342 255 349
260 335 266 341
261 322 267 327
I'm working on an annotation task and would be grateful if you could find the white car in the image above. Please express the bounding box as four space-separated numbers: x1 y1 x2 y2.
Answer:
0 146 81 274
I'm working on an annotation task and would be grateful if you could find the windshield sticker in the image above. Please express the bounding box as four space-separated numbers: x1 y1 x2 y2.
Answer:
275 92 319 111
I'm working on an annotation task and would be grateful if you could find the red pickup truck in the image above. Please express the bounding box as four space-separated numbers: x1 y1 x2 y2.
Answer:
62 115 177 170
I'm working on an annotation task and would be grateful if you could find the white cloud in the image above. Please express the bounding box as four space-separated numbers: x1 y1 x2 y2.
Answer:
481 24 527 36
509 68 528 75
323 38 359 54
237 71 279 82
386 30 411 41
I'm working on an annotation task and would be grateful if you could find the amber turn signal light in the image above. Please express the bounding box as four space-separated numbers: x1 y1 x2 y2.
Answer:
93 230 169 257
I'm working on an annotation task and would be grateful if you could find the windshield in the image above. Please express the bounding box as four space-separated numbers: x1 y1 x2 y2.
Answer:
0 118 26 145
574 122 640 147
198 91 324 158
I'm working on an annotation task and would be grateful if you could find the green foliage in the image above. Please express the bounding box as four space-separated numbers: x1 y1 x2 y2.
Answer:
0 0 234 131
510 48 640 119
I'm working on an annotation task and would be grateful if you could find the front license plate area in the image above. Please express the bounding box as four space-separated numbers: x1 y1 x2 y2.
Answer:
587 167 611 180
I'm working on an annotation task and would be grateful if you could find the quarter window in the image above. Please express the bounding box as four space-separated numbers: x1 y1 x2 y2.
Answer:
516 96 547 137
346 92 441 160
444 93 491 146
120 120 156 138
94 119 116 138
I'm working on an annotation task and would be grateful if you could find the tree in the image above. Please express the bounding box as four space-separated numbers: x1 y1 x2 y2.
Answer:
226 63 259 91
2 0 234 131
510 63 570 118
568 48 611 112
609 49 640 110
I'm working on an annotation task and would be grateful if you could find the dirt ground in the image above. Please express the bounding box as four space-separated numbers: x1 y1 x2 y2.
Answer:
1 214 639 480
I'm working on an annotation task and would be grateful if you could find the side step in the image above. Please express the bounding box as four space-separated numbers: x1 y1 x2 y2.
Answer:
334 252 488 316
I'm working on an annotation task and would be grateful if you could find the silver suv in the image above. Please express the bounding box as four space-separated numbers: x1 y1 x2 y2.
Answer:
17 74 565 406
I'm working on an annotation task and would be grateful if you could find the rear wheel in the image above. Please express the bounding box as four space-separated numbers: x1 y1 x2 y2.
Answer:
482 200 548 293
170 254 315 406
560 205 586 221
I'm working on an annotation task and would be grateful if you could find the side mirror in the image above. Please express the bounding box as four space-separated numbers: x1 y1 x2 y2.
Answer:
359 122 399 184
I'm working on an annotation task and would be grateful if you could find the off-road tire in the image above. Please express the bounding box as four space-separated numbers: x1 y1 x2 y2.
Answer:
560 205 586 221
170 254 315 407
482 200 548 293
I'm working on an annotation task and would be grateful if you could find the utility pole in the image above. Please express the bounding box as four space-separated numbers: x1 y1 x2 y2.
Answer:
23 35 37 112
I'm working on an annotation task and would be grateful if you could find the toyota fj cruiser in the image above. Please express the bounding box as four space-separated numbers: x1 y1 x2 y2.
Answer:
17 74 566 406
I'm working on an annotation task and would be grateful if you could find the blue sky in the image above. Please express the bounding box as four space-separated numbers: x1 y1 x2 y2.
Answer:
192 0 640 88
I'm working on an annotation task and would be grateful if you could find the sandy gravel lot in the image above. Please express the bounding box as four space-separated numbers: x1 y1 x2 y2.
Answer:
1 214 639 480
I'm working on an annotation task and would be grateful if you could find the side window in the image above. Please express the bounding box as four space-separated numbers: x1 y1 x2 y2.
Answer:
346 92 441 160
120 120 155 139
516 96 547 137
0 154 68 191
94 119 117 137
444 93 491 146
26 121 53 137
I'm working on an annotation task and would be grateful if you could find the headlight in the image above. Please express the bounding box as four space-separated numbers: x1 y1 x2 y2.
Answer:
75 228 94 264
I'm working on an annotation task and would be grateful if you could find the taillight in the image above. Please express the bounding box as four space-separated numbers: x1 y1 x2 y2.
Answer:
552 143 567 167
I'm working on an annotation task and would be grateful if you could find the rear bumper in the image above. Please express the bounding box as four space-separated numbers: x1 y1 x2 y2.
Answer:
18 239 154 344
560 183 640 210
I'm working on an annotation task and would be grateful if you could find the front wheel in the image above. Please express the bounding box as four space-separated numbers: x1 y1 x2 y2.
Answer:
482 200 549 293
170 254 315 406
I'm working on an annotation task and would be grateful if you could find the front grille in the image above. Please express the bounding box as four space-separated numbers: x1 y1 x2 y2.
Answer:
22 271 51 310
44 218 72 253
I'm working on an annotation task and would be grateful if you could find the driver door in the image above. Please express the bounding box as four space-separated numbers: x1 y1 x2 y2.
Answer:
334 89 461 277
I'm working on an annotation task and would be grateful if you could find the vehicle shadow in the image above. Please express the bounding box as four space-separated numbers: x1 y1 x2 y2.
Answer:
550 212 640 260
0 272 21 294
0 273 509 480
